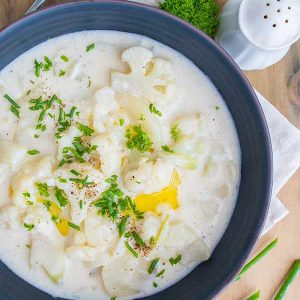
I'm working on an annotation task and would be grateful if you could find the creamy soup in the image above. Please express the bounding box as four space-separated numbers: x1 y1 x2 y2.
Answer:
0 31 240 300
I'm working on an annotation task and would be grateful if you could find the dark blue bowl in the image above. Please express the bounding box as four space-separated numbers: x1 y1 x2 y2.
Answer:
0 1 272 299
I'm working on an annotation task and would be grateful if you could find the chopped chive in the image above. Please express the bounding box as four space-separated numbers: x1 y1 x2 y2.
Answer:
26 90 31 95
153 282 158 288
10 105 20 119
25 244 31 249
36 182 49 197
118 216 128 237
77 122 94 136
215 105 220 111
27 149 40 155
86 43 95 52
68 221 80 231
4 94 21 118
87 79 91 88
26 200 34 206
54 187 68 207
125 241 138 258
274 259 300 300
34 134 40 139
170 123 181 142
60 55 69 62
169 254 182 266
59 70 66 77
23 192 31 198
79 200 83 210
149 103 162 116
156 269 165 277
34 59 43 77
70 169 81 176
132 231 145 247
155 214 170 245
161 145 174 153
148 258 160 274
246 291 260 300
111 297 116 300
43 56 52 71
24 223 34 231
119 118 124 126
235 238 278 281
58 177 67 183
30 80 35 84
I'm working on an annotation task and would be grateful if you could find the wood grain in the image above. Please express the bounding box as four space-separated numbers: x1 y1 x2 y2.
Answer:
0 1 299 299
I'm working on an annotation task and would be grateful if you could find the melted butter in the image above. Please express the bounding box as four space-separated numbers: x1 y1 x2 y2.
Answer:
135 171 180 214
37 198 69 236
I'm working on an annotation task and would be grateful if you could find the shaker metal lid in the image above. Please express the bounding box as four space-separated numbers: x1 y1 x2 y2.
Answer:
239 0 300 50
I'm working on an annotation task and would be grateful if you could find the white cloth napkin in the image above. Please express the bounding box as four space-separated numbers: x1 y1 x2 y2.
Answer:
256 90 300 234
129 0 300 233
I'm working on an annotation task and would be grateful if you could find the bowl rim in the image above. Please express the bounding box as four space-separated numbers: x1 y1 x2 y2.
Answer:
0 1 273 299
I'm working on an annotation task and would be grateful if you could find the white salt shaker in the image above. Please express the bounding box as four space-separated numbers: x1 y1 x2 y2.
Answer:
215 0 300 70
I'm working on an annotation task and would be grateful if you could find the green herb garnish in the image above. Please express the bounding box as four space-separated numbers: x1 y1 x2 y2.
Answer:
87 79 92 88
34 134 40 139
34 59 43 77
235 238 278 281
161 145 174 153
118 216 129 237
93 175 144 221
132 231 145 247
160 0 219 37
153 282 158 288
126 124 153 153
59 70 66 77
246 291 260 300
70 169 81 176
43 56 52 71
69 175 94 189
170 123 181 142
36 182 49 197
119 118 124 126
27 149 40 155
169 254 182 266
3 94 20 118
24 223 34 231
26 201 34 206
54 187 68 207
60 55 69 62
215 105 220 111
26 244 31 249
148 258 160 274
58 177 67 183
125 241 138 258
77 122 94 136
156 269 165 277
149 103 162 116
274 259 300 300
23 192 31 198
79 200 83 210
68 221 80 231
86 43 95 52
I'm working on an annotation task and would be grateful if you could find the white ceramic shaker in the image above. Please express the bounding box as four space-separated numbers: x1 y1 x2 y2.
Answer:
215 0 300 70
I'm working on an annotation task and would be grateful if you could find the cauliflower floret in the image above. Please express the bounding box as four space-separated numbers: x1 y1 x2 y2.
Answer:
0 205 24 230
139 212 161 243
0 140 28 172
102 254 149 297
11 156 55 207
84 209 118 253
111 47 176 102
91 133 123 177
156 221 210 265
23 205 60 241
30 232 66 283
54 163 108 224
124 158 174 194
93 87 126 133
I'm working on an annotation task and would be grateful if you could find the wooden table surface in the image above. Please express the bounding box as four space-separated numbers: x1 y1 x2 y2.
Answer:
0 1 299 299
